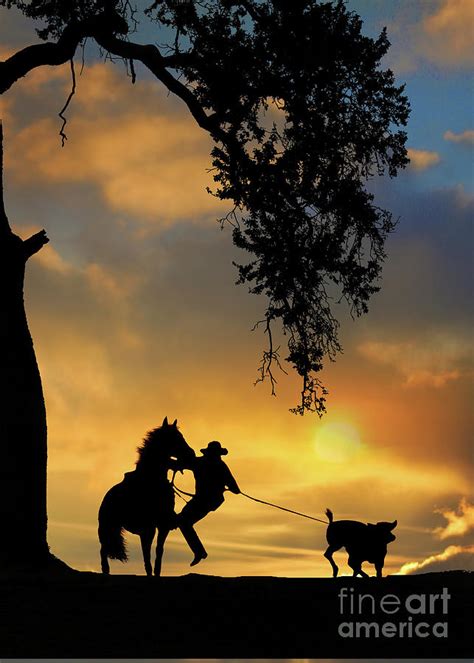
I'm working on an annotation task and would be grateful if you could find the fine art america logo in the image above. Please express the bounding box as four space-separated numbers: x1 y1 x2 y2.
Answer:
338 587 450 639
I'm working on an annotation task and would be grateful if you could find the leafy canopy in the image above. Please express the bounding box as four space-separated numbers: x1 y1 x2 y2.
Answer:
0 0 410 413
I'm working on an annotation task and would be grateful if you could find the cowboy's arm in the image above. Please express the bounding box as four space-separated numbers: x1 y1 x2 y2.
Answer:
223 464 240 494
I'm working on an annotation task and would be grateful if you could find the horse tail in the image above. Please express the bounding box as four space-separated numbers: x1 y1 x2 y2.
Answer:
325 508 334 524
98 490 128 562
98 522 128 562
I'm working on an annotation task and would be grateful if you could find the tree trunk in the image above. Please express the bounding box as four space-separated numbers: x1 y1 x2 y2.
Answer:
0 230 49 566
0 121 70 571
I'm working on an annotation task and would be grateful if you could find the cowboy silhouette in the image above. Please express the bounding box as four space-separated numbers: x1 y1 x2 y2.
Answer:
178 440 240 566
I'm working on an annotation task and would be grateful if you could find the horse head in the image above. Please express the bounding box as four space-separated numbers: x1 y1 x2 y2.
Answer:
136 417 196 471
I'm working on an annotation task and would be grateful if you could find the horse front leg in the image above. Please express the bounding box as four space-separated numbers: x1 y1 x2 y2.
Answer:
140 527 155 577
154 527 170 577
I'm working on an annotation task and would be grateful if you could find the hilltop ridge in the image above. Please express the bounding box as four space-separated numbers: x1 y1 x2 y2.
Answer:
1 570 472 657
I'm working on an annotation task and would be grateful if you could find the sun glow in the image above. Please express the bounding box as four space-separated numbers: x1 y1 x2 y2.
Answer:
315 421 363 463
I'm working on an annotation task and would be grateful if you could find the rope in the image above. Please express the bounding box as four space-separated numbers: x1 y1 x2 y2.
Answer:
240 492 329 524
174 488 190 504
171 472 328 525
173 484 194 499
171 471 194 502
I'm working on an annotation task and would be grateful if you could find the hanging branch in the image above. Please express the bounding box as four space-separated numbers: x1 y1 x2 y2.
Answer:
129 58 136 83
253 317 287 396
58 59 77 146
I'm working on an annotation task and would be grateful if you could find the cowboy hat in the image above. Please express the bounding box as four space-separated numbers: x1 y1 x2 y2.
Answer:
200 440 228 456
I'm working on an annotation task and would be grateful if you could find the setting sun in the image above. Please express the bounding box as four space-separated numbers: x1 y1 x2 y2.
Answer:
315 422 363 463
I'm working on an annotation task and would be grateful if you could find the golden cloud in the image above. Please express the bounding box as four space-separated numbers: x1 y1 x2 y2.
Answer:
422 0 474 67
444 129 474 146
407 148 441 171
18 223 140 299
85 262 141 301
397 544 474 575
6 63 227 225
386 0 474 72
434 497 474 539
0 84 13 126
358 334 472 388
16 60 70 95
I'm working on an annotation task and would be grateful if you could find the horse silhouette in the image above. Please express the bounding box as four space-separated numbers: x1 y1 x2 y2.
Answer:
98 417 196 576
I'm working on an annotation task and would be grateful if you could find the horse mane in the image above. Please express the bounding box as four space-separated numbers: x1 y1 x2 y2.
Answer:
136 424 181 466
137 427 158 460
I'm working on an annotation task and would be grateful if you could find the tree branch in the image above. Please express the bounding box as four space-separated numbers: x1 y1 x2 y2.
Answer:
236 0 263 23
253 316 287 395
1 25 81 94
0 13 223 145
23 230 49 260
94 33 224 141
0 11 128 95
58 59 77 146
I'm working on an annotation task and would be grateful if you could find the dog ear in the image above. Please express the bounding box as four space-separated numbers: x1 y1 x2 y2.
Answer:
389 520 397 530
172 419 178 427
162 417 169 427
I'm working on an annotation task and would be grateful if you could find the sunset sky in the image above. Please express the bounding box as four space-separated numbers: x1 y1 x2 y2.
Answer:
0 0 472 577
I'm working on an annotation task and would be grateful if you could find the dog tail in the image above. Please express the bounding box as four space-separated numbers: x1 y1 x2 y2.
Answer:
325 508 334 523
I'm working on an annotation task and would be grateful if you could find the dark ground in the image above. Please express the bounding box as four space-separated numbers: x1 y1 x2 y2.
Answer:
0 570 472 658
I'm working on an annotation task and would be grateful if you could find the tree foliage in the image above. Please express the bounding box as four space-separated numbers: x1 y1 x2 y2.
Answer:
0 0 410 413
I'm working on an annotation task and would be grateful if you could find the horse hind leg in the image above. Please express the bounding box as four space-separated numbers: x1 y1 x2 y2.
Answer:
100 544 110 574
154 527 170 577
140 528 155 577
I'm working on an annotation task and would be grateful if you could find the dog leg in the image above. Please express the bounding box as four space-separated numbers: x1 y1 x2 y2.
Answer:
348 556 369 578
324 545 340 577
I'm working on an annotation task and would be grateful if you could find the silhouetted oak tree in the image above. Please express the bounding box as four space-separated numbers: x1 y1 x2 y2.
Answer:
0 0 409 567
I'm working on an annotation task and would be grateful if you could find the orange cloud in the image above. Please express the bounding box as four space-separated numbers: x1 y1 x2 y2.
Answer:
397 544 474 574
434 498 474 539
17 223 140 298
407 148 441 171
386 0 474 72
6 63 227 225
85 262 141 301
0 81 13 127
422 0 474 67
444 129 474 146
358 334 472 388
